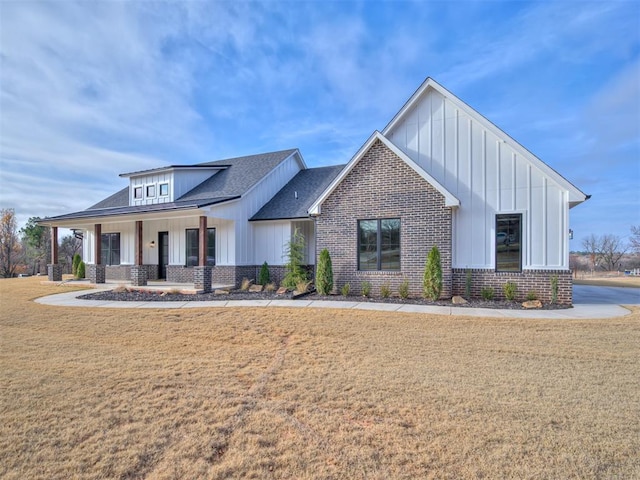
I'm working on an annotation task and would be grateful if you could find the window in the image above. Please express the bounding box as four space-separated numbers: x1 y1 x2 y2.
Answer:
133 186 143 199
358 219 400 271
185 228 216 267
146 184 156 198
496 214 522 272
101 233 121 266
159 183 169 196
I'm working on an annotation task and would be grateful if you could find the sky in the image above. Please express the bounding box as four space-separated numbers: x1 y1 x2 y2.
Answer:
1 0 639 247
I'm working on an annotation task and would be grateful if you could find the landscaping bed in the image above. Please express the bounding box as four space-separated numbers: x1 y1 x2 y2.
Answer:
78 288 571 309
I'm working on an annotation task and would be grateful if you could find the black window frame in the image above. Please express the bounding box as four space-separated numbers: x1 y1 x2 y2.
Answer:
101 232 121 266
357 218 401 271
495 213 522 272
133 186 143 199
185 228 216 267
159 183 169 196
146 184 156 198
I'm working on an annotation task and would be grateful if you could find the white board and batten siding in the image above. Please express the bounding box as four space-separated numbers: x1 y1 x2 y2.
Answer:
252 219 315 266
208 152 305 265
386 87 570 270
129 169 222 206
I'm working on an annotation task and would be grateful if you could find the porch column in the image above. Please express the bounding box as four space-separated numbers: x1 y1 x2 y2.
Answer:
87 223 105 284
47 226 62 281
131 220 147 286
194 215 212 292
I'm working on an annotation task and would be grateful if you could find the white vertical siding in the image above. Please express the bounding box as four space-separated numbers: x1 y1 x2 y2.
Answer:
387 88 570 270
252 221 291 265
292 220 315 265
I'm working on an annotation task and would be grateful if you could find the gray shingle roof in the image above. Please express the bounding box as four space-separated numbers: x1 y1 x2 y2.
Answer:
250 165 345 221
178 149 298 202
43 149 300 223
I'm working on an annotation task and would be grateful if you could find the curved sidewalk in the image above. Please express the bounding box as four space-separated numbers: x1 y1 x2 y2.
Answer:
34 289 634 319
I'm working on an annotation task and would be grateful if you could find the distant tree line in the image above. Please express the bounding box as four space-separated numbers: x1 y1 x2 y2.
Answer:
0 208 82 278
573 226 640 274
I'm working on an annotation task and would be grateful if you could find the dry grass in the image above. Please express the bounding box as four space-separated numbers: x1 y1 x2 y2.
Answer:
1 277 639 479
574 275 640 288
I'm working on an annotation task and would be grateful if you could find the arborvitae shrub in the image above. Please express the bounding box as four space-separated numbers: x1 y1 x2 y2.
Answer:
258 261 270 285
282 228 306 289
77 261 85 279
315 249 333 295
72 254 81 277
423 246 442 301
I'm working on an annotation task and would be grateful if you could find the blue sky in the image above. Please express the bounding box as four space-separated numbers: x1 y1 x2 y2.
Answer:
1 0 638 246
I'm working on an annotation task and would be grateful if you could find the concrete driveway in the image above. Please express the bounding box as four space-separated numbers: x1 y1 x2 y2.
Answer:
573 284 640 305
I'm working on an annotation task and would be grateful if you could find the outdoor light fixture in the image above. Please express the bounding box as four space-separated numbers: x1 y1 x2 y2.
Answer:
569 229 574 240
149 240 156 248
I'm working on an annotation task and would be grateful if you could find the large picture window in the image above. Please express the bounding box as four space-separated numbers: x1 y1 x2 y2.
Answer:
101 233 121 266
358 219 401 271
185 228 216 267
496 214 522 272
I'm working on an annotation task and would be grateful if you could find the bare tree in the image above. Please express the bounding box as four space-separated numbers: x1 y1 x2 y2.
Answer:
0 208 23 277
581 234 600 272
631 225 640 254
59 234 82 274
598 234 628 271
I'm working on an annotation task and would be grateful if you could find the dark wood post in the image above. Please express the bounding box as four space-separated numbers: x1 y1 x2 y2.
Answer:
135 221 143 266
199 216 207 266
51 226 58 264
95 224 102 264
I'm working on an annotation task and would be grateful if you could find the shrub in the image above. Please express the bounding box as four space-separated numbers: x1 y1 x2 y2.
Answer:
76 261 85 279
550 275 559 304
380 283 391 299
341 283 350 297
72 254 81 277
423 245 442 301
398 279 409 299
503 281 517 301
240 278 251 291
526 290 538 301
465 268 472 298
264 282 276 292
258 261 270 285
295 279 312 294
315 249 334 295
282 228 306 289
481 286 494 301
361 281 371 297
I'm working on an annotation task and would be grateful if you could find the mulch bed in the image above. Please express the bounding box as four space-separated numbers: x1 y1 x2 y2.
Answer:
78 289 571 310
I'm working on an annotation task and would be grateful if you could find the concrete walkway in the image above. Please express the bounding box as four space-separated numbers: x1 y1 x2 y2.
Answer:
34 287 636 319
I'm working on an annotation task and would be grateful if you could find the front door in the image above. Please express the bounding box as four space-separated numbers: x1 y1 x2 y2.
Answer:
158 231 169 279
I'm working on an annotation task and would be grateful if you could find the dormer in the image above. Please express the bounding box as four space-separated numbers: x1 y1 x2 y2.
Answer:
119 165 228 206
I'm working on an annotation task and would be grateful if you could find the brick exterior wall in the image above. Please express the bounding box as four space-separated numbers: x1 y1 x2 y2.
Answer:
194 266 212 292
47 264 62 282
452 269 573 305
166 265 264 288
166 266 194 283
105 265 131 281
315 138 453 298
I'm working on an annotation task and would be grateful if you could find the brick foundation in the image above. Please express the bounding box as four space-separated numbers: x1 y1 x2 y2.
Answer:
315 138 453 298
106 265 131 281
47 264 62 282
452 269 573 305
86 264 106 284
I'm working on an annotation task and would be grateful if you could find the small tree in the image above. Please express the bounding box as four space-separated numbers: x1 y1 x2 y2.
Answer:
72 253 82 277
76 261 86 279
315 248 333 295
423 245 442 301
258 261 270 285
0 208 22 278
282 228 306 289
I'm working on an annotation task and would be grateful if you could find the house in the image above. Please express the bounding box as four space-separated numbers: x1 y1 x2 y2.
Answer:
43 77 588 304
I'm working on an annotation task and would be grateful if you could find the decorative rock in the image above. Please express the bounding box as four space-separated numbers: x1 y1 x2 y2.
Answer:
452 295 468 305
522 300 543 309
249 284 264 292
214 289 230 295
276 287 288 295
